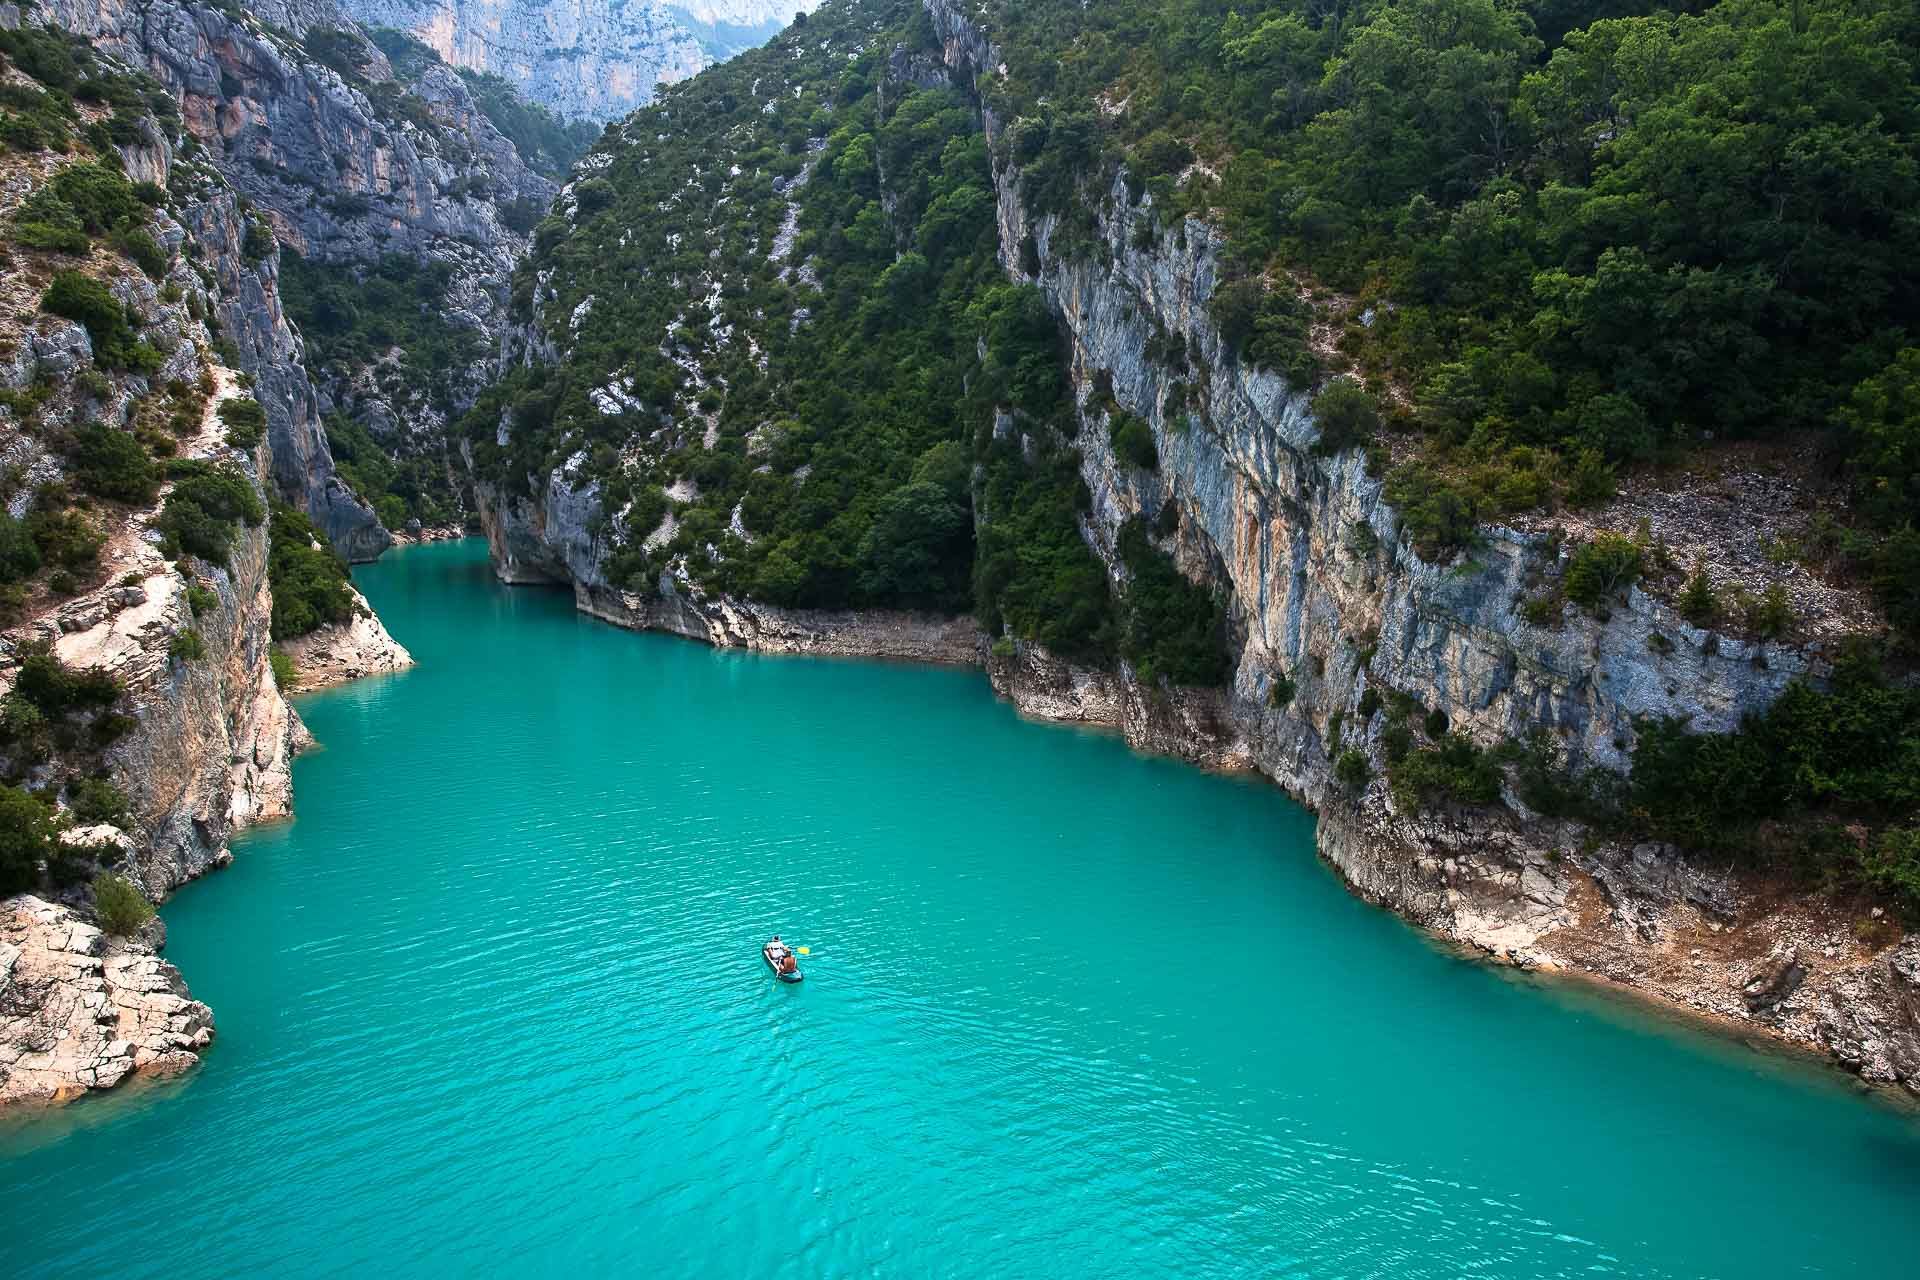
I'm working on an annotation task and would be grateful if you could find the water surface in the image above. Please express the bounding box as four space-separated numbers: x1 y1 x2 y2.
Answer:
3 539 1916 1277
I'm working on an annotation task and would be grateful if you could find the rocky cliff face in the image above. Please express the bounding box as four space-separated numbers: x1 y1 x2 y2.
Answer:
337 0 813 121
22 0 389 556
928 0 1919 1094
465 0 1919 1094
38 0 560 554
0 13 400 1104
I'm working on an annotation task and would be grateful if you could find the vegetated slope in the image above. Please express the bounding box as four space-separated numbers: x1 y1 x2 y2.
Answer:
470 0 1920 1072
981 0 1920 634
0 24 309 943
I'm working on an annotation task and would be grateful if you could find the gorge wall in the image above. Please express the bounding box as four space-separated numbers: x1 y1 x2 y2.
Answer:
337 0 816 121
470 0 1920 1093
1 2 422 1104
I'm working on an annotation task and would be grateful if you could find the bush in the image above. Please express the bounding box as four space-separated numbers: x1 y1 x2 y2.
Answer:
40 270 152 370
268 503 353 639
1334 748 1372 790
91 872 153 936
1109 412 1157 469
1385 463 1478 558
1746 582 1794 639
1678 560 1718 625
13 649 120 715
217 397 267 449
0 784 54 895
111 226 167 278
14 188 89 253
1268 671 1295 708
1629 652 1919 855
1357 687 1382 718
270 648 298 690
1563 534 1641 609
169 628 206 662
1116 517 1229 686
50 161 142 234
0 512 43 583
185 582 217 615
1310 380 1380 456
29 508 104 571
1390 733 1504 811
154 463 265 565
68 776 129 826
69 422 157 503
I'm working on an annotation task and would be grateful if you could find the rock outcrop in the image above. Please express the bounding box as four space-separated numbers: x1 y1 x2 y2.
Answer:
280 585 414 689
0 897 213 1107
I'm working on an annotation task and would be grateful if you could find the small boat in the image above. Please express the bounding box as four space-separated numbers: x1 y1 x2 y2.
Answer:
763 938 804 983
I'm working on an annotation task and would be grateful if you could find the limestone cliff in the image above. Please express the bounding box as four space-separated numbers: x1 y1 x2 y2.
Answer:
34 0 562 555
0 16 392 1105
336 0 816 122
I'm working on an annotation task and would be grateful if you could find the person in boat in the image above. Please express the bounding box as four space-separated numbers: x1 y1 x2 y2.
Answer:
780 952 797 975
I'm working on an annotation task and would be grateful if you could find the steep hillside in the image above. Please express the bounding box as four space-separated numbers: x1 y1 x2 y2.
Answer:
34 0 569 542
337 0 818 121
0 21 307 1102
465 0 1920 1091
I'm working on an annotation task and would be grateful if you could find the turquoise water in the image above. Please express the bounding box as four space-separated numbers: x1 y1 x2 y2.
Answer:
2 539 1917 1277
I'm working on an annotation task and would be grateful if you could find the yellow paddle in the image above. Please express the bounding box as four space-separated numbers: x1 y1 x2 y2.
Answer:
796 947 810 955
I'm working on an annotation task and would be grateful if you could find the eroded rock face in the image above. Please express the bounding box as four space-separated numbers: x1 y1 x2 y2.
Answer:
37 0 556 558
0 897 213 1107
336 0 816 122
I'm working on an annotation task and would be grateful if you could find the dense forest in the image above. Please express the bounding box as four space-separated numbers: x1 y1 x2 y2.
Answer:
990 0 1919 632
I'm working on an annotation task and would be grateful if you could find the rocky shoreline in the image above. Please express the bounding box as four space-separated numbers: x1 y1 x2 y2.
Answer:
279 587 416 692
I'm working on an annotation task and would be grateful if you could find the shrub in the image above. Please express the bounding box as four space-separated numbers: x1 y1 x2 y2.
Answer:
1268 670 1295 708
0 784 54 894
1678 560 1718 625
13 649 119 715
14 188 89 252
268 503 353 639
1116 518 1228 686
29 507 104 571
68 776 129 826
1386 463 1478 558
40 270 152 370
1357 687 1382 719
0 513 43 583
50 161 142 234
185 582 217 615
154 462 265 565
217 396 267 449
111 226 167 278
1563 534 1642 609
1390 733 1504 811
69 422 157 503
91 872 153 936
1334 749 1372 791
1746 582 1794 639
270 647 298 690
1109 412 1157 469
1310 380 1380 456
169 628 206 661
